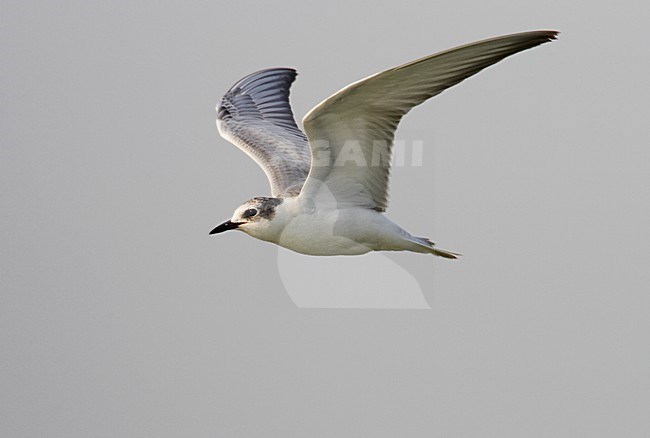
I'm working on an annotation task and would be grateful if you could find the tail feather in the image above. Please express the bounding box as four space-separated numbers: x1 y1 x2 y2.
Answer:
411 237 461 259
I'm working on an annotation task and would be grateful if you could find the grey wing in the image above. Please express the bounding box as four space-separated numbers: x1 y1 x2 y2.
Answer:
216 68 311 197
300 30 558 211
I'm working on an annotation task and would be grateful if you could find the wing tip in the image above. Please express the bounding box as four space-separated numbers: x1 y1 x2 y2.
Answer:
537 29 560 42
228 67 299 93
217 67 303 124
524 29 560 46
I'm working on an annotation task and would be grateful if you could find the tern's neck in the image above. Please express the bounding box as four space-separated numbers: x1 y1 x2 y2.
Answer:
267 195 300 227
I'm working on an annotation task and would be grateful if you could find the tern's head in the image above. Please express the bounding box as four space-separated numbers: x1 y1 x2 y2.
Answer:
209 197 283 237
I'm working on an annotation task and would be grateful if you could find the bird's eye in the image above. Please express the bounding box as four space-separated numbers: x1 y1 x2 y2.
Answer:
242 208 258 219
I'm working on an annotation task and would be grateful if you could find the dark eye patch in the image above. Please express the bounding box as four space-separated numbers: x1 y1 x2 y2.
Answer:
242 208 258 219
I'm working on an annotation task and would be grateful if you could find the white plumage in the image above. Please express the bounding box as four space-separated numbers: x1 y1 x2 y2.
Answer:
210 30 558 258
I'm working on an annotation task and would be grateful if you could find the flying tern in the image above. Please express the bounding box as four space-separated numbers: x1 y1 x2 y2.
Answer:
209 30 558 258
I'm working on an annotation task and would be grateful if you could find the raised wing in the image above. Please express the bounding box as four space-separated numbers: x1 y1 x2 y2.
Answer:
217 68 311 197
300 30 558 211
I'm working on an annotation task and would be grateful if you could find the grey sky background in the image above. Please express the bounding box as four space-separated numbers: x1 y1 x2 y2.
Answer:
2 1 649 436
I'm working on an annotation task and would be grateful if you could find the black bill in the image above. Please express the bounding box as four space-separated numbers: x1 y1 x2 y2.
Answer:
209 220 241 235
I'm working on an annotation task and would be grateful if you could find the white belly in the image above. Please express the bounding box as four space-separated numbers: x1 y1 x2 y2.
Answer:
273 209 375 256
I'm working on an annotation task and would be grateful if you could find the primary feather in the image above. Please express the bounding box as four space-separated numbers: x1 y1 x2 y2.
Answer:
216 68 311 197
